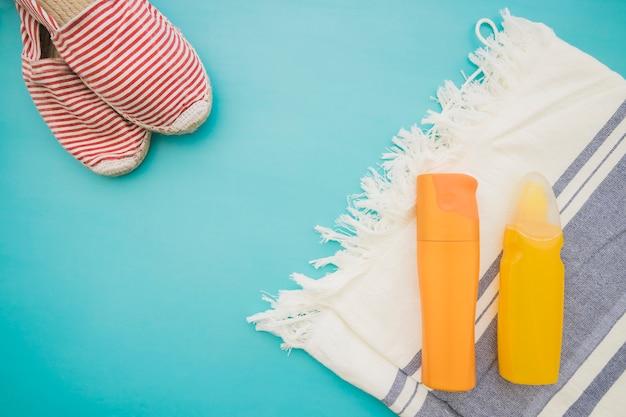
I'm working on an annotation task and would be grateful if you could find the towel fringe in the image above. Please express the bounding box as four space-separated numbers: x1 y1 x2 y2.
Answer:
247 9 547 350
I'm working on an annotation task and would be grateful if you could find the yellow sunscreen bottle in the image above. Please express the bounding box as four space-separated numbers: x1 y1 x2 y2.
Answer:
498 172 565 385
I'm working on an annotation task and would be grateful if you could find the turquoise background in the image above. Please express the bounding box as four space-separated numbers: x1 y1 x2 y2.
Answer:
1 0 624 416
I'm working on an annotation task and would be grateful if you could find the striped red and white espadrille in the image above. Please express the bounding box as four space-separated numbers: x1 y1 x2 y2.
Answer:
19 0 212 135
17 2 151 176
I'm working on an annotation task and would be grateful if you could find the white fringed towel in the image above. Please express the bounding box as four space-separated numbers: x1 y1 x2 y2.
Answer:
248 10 626 417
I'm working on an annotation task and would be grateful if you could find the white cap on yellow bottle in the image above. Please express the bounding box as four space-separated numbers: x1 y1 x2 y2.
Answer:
508 172 561 240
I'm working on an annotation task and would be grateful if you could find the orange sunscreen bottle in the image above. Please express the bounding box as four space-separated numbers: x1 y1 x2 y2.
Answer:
498 172 565 385
416 173 480 392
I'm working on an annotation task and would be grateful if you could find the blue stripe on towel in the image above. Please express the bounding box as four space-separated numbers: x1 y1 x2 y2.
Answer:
398 382 419 415
402 352 422 376
563 341 626 417
559 133 626 214
383 371 408 406
415 393 461 417
553 99 626 197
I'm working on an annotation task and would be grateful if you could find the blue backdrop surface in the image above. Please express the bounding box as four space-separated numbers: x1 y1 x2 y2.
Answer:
1 1 624 416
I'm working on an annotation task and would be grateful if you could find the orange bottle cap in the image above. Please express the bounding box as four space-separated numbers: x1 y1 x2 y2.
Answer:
417 173 479 242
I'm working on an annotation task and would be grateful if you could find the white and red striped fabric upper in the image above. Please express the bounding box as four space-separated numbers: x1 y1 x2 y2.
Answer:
18 2 150 176
18 0 212 135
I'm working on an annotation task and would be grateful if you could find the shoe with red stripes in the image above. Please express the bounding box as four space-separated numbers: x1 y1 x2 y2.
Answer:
18 2 151 176
19 0 212 135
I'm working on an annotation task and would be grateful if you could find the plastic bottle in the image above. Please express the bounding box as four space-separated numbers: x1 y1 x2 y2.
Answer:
416 173 480 392
498 172 565 385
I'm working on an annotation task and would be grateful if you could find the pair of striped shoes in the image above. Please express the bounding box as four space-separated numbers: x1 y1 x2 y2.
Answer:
17 0 212 176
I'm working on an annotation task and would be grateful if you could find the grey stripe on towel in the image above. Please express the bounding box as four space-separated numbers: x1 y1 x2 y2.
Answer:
559 133 626 214
552 99 626 197
398 382 419 415
563 341 626 417
402 352 422 376
383 371 408 406
415 393 461 417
